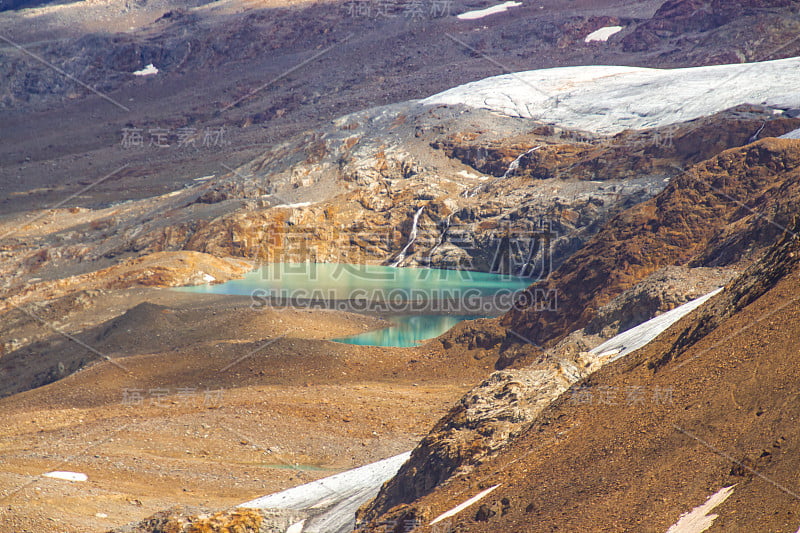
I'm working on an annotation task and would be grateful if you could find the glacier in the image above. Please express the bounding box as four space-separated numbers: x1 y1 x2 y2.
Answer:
422 57 800 134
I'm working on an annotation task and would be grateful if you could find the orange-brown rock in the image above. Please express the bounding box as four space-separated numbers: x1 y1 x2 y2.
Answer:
499 138 800 364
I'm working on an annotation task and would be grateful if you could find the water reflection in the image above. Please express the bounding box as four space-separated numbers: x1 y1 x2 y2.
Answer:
175 263 530 347
332 315 479 347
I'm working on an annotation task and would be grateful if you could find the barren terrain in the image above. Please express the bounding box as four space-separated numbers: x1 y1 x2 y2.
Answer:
0 288 495 532
3 0 800 531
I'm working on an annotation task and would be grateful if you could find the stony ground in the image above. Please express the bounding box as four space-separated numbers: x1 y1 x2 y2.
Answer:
0 289 495 532
3 1 800 531
385 230 800 532
3 0 798 215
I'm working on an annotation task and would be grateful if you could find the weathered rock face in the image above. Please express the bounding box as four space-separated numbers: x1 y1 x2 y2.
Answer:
183 101 669 276
499 138 800 367
434 107 799 183
582 265 738 337
4 102 794 319
356 360 593 527
110 506 306 533
370 222 800 533
356 265 733 526
620 0 800 63
357 211 800 533
648 214 800 371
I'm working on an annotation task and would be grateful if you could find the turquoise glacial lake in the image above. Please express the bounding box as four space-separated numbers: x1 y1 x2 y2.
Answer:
176 263 531 347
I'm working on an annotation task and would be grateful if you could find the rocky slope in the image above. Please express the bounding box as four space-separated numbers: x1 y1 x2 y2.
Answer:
4 1 800 531
356 265 734 527
499 137 800 366
355 137 800 529
110 507 305 533
1 58 799 533
621 0 800 63
359 208 800 533
3 102 796 319
5 0 799 113
4 0 800 218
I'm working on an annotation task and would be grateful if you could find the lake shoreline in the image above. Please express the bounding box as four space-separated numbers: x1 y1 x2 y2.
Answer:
175 263 532 347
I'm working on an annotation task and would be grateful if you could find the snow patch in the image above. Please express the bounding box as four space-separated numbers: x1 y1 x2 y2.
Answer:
286 520 305 533
272 201 313 209
132 64 158 76
780 127 800 139
430 484 501 525
584 25 623 43
201 273 216 283
457 170 485 179
590 288 722 361
241 452 410 533
456 1 521 20
423 57 800 134
42 471 88 482
595 348 621 359
666 485 735 533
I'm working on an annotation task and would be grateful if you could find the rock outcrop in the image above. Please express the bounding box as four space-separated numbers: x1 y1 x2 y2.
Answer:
110 506 306 533
361 211 800 533
3 104 794 323
621 0 800 64
500 138 800 366
357 265 733 526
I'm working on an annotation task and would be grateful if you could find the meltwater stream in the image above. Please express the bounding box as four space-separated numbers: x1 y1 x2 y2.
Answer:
175 263 531 347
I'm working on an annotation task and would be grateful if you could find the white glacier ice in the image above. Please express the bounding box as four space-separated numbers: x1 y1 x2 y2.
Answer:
423 57 800 134
590 288 723 361
240 452 410 533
